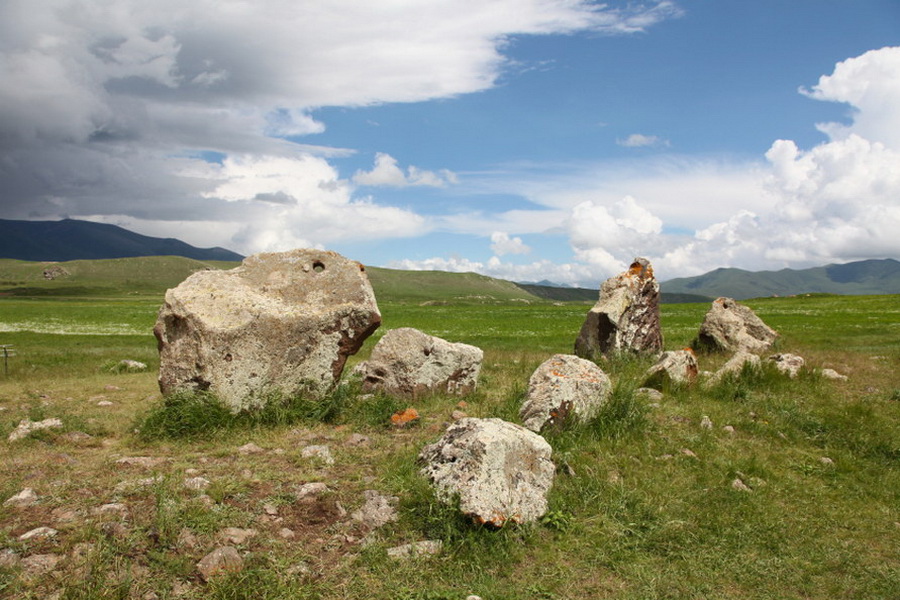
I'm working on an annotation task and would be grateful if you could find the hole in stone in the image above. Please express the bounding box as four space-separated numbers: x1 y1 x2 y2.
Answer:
312 261 325 273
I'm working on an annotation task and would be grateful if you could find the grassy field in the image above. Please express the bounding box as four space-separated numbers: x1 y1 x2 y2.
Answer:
0 264 898 599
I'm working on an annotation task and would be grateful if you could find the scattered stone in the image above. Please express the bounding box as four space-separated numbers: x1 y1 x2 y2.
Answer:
295 482 329 500
731 478 752 492
60 431 94 445
97 400 114 407
196 546 244 582
635 387 663 402
93 503 128 517
8 417 63 442
184 477 211 491
51 507 80 523
681 448 698 459
114 359 147 373
723 425 735 435
0 549 20 568
184 468 201 476
219 527 258 545
700 415 713 430
706 351 761 386
390 407 421 427
19 526 58 541
692 297 778 353
419 417 555 527
643 349 699 388
519 354 612 432
177 528 199 550
301 445 335 465
355 327 483 398
115 456 169 468
344 433 370 447
767 353 805 378
451 410 467 421
104 385 122 391
263 503 279 516
101 521 129 539
386 540 444 559
4 488 39 507
155 249 381 410
821 368 848 381
575 258 663 359
237 442 265 455
21 553 61 575
819 457 835 466
466 596 484 600
279 528 296 539
196 494 215 507
351 490 399 530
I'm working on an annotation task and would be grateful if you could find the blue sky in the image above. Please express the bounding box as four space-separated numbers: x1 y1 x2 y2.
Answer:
1 0 899 285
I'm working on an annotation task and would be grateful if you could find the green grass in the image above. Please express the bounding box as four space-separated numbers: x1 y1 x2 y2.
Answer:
0 269 898 599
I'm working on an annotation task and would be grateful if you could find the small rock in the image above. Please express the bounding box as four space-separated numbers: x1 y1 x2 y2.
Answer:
197 546 244 582
177 528 199 550
295 482 329 500
279 528 296 539
723 425 735 434
237 442 264 455
451 410 467 421
19 526 58 541
105 385 122 391
731 478 752 492
196 494 215 507
263 503 279 516
301 445 335 465
351 490 399 530
700 415 713 429
681 448 698 459
386 540 443 559
767 353 805 378
21 553 61 575
51 507 80 523
8 417 63 442
819 457 834 465
0 549 21 568
60 431 95 445
219 527 257 545
184 476 211 490
635 387 663 402
4 488 39 507
466 596 483 600
390 407 420 427
184 468 201 476
345 433 370 447
100 521 128 539
93 503 128 517
821 368 848 381
116 359 148 373
116 456 169 468
97 400 114 407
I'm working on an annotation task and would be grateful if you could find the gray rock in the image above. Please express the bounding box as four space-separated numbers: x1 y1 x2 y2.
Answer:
8 417 63 442
4 488 39 507
237 442 265 455
196 546 243 582
295 482 329 500
821 368 848 381
767 353 805 378
218 527 257 545
575 258 663 359
351 490 398 530
0 549 20 568
386 540 443 559
21 553 61 575
19 526 58 541
183 476 211 490
692 297 778 353
301 445 335 465
635 387 664 402
519 354 612 432
116 359 148 373
644 350 699 388
154 249 381 410
355 328 483 398
419 417 555 526
706 351 761 386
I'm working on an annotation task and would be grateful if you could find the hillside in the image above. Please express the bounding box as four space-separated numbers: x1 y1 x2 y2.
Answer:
0 218 243 262
661 258 900 300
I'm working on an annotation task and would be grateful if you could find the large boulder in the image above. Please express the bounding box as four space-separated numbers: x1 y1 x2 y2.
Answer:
643 349 699 388
355 328 482 398
519 354 612 432
692 297 778 353
418 418 555 527
154 249 381 410
575 258 662 359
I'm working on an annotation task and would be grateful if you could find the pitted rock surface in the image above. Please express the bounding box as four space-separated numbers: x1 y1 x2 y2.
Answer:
575 258 662 359
418 418 555 526
355 327 483 398
154 249 380 410
520 354 612 432
644 349 699 388
692 297 778 353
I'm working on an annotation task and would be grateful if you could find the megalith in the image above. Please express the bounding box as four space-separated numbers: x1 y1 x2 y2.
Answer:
418 418 555 527
519 354 612 432
354 328 483 398
575 258 662 359
154 249 381 410
692 297 778 353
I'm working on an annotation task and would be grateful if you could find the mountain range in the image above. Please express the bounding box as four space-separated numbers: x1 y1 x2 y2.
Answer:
0 218 897 300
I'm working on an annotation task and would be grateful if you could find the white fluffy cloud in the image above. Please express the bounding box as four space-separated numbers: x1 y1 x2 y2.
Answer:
490 231 531 256
617 133 669 148
352 153 457 188
389 256 597 287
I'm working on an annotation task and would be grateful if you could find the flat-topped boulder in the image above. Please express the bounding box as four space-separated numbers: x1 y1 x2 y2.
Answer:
575 258 662 359
354 328 482 398
519 354 612 432
154 249 381 410
692 297 778 354
419 418 555 527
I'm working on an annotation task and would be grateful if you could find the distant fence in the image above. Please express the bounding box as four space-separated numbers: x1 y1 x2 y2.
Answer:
1 345 14 376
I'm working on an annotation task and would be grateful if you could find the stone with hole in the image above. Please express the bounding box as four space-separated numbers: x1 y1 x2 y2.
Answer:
154 249 381 410
519 354 612 432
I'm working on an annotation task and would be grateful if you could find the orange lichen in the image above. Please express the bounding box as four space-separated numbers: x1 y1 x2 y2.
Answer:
390 407 420 427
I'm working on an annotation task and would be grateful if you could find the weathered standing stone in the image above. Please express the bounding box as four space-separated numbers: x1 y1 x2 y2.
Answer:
418 418 555 526
644 349 699 388
355 328 483 398
154 249 381 410
575 258 663 359
519 354 612 432
692 297 778 353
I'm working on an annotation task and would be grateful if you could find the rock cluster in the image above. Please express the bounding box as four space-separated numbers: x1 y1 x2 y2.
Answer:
418 418 555 526
354 327 483 398
519 354 611 432
154 249 381 410
575 258 663 359
692 297 778 353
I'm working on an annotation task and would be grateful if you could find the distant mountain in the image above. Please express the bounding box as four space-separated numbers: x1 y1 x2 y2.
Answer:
0 218 244 262
661 259 900 300
515 282 712 304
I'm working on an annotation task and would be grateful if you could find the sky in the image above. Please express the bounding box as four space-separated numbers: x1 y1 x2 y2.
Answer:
1 0 899 286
